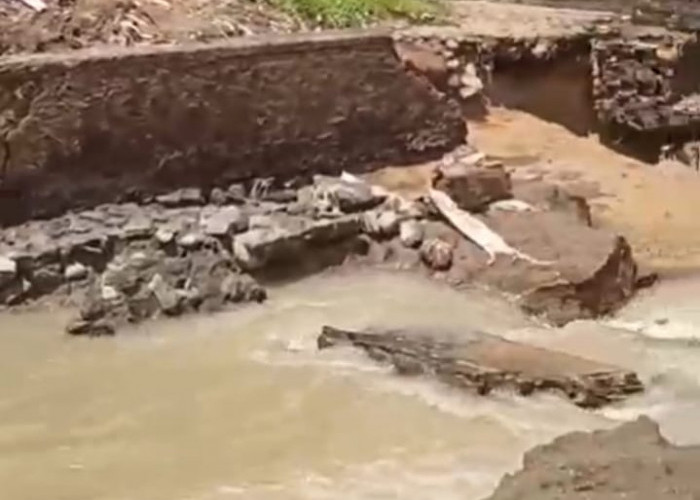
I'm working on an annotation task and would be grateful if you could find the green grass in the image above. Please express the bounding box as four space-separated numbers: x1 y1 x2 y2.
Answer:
273 0 443 28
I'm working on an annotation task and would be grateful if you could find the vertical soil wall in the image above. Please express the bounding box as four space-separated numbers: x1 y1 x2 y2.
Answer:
0 30 465 225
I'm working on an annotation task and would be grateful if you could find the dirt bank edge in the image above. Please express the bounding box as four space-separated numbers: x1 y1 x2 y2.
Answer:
486 416 700 500
0 29 465 226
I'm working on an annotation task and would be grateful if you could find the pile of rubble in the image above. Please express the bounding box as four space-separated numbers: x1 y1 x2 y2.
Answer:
0 143 645 333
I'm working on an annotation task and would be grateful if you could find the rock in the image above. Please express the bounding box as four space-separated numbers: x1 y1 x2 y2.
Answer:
62 235 111 271
262 189 297 204
29 264 64 296
362 210 400 238
154 227 175 245
126 288 160 322
249 214 275 229
220 273 267 303
318 326 643 408
177 232 204 250
156 188 204 207
202 206 248 237
377 211 400 237
226 183 247 204
399 220 424 248
420 238 453 270
432 163 512 212
124 214 154 239
312 175 384 214
66 319 115 336
234 215 361 271
249 177 274 200
460 207 638 325
101 285 120 301
65 262 89 281
209 187 227 206
458 63 484 99
147 273 182 316
233 227 290 271
0 278 27 306
0 255 17 287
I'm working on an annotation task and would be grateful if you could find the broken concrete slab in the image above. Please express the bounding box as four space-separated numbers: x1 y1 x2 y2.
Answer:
318 325 643 408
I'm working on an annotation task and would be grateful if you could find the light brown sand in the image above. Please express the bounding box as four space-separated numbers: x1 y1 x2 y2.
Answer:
369 108 700 273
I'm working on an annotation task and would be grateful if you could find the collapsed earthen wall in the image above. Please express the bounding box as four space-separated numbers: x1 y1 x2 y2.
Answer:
0 30 465 226
592 32 700 159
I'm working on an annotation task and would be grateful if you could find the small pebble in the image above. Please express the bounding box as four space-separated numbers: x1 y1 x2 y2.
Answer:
64 262 89 281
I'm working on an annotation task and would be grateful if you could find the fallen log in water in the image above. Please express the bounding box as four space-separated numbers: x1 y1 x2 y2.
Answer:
318 326 643 408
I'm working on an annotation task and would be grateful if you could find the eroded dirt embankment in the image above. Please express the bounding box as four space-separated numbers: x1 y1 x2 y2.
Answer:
0 30 464 226
486 417 700 500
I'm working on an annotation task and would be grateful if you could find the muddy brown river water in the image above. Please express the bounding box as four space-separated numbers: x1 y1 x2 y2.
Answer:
2 270 700 500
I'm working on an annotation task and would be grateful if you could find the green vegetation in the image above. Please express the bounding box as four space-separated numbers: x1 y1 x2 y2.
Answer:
274 0 443 28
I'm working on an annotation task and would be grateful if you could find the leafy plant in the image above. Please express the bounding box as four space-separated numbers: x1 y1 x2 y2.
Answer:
273 0 442 28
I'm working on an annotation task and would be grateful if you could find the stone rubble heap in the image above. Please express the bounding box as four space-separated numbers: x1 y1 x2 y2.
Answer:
592 33 693 132
0 145 644 332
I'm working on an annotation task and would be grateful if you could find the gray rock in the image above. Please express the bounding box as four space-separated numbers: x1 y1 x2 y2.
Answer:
101 285 120 301
362 210 400 238
226 183 247 204
433 162 512 213
148 274 182 316
262 189 297 204
399 220 424 248
177 232 204 250
249 214 275 229
154 227 176 245
420 239 453 270
66 319 115 336
29 264 64 295
233 228 279 270
0 278 27 306
220 273 267 303
0 256 17 287
124 214 154 239
126 287 160 322
65 262 89 281
156 188 204 207
203 207 248 237
209 187 227 206
313 175 384 214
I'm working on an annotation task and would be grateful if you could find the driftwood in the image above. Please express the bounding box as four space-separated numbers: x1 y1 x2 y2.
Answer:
318 326 644 409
